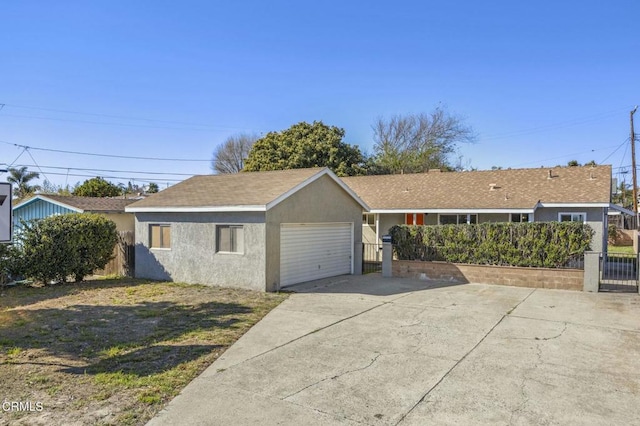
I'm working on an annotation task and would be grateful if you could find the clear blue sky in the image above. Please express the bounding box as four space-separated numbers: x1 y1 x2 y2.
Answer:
1 1 639 189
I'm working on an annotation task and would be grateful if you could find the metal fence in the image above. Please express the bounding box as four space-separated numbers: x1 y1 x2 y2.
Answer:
600 253 639 292
362 243 382 274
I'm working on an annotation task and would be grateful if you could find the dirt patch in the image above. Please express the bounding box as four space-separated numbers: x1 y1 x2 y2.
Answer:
0 279 287 425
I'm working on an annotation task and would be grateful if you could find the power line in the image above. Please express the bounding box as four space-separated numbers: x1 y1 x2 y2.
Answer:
0 140 211 162
0 102 266 132
10 163 195 177
509 144 622 168
480 107 630 141
31 170 183 184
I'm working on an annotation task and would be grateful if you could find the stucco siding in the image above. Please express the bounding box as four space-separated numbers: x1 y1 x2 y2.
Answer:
266 174 364 291
104 213 135 233
534 207 607 253
362 223 376 244
134 212 266 291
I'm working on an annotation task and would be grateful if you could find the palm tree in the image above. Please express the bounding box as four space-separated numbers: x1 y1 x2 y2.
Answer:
6 166 41 199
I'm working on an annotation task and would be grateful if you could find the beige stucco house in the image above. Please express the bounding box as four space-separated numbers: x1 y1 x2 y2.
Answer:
126 168 368 291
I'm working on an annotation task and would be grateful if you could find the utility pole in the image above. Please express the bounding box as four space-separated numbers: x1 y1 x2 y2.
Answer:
631 106 639 228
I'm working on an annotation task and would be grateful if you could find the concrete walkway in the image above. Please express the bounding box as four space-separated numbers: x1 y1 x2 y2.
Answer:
148 275 640 425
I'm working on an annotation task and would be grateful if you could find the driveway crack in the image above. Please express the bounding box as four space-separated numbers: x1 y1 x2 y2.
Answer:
395 288 536 425
282 352 382 401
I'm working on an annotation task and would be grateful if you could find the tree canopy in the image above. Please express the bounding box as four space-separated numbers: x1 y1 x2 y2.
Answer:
371 107 476 174
72 177 122 197
6 167 41 199
243 121 365 176
212 133 258 174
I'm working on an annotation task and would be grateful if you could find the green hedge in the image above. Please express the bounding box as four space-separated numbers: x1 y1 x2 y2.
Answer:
389 222 593 268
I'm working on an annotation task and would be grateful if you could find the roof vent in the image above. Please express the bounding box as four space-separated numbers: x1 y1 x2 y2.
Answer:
547 170 555 179
489 183 500 191
589 171 596 180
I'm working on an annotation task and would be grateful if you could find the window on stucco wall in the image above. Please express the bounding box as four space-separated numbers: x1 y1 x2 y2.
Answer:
217 225 244 254
558 212 586 223
150 224 171 249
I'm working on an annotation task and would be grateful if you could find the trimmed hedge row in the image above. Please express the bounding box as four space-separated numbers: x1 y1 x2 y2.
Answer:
389 222 594 268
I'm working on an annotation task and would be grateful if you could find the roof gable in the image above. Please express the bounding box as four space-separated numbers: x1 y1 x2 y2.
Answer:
342 165 612 211
126 168 368 213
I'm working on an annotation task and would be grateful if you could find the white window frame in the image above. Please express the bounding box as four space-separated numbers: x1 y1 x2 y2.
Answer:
216 224 245 254
558 212 587 224
362 213 375 226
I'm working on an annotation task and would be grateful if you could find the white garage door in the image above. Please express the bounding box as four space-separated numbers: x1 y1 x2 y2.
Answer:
280 223 353 287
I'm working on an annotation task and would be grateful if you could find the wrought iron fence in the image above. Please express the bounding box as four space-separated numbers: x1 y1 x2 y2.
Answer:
600 252 639 292
362 243 382 274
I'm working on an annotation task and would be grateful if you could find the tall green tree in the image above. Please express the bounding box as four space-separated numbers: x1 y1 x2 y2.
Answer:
6 166 41 199
371 106 476 174
243 121 365 176
72 177 122 197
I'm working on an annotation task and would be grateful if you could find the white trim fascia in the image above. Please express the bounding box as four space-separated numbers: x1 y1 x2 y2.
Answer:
266 168 370 211
126 205 267 213
608 203 635 216
13 195 83 213
538 203 609 208
369 208 535 214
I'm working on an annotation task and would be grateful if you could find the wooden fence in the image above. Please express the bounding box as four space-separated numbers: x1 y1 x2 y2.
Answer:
96 231 135 277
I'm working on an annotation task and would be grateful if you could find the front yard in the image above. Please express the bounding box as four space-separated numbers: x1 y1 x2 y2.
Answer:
0 279 287 425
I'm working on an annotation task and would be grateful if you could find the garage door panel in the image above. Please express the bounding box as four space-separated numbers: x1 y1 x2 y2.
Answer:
280 223 352 287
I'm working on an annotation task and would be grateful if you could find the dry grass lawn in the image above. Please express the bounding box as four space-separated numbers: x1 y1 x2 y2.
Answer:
0 278 287 425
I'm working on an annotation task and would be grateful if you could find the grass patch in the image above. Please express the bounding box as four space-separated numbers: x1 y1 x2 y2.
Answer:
608 245 636 254
0 278 287 425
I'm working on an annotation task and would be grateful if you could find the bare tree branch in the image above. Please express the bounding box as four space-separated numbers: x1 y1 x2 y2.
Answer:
211 133 259 174
372 106 476 174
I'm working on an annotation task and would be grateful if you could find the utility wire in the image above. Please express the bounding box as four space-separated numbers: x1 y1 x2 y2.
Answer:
0 140 211 162
10 163 196 177
24 149 50 183
0 103 266 132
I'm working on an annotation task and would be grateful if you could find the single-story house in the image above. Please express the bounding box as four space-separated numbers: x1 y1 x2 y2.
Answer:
125 168 368 291
13 194 137 234
343 165 627 253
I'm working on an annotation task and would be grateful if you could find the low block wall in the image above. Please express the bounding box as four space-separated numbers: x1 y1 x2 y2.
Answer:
392 260 584 291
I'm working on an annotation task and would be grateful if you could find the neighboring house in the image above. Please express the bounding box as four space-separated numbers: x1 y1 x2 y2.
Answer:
343 165 626 253
125 168 368 291
13 194 137 234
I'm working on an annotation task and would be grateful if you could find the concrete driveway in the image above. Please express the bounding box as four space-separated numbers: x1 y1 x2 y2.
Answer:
148 275 640 425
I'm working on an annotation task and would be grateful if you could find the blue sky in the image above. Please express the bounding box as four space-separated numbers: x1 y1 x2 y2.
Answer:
1 1 639 189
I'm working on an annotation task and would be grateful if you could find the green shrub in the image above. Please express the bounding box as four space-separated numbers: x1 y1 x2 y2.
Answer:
0 243 23 284
17 213 118 283
389 222 593 268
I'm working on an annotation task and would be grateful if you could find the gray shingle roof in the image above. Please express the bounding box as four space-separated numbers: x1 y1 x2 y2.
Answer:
126 168 327 209
341 165 612 210
16 194 137 213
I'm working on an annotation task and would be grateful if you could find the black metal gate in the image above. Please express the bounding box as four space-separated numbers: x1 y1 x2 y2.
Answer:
362 243 382 274
600 253 639 292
